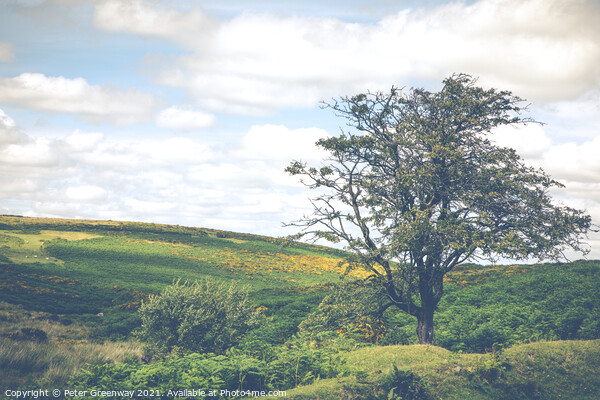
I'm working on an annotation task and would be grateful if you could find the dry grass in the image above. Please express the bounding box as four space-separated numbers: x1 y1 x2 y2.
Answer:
0 302 142 388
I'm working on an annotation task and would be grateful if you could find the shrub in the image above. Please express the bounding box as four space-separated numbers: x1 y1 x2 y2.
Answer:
70 352 269 398
579 308 600 339
5 328 48 343
298 279 393 345
264 337 343 389
138 279 261 356
236 316 300 360
379 365 431 400
68 337 343 396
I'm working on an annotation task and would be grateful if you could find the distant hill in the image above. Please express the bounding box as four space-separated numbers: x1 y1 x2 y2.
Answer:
0 215 353 314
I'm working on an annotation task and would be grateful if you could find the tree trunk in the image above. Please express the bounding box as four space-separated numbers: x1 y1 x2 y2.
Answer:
416 303 435 345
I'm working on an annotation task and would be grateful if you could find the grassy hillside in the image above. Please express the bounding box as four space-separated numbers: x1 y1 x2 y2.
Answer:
282 340 600 400
0 215 354 315
0 216 347 391
1 216 599 399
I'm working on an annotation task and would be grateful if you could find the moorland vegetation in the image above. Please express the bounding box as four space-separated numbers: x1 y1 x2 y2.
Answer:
1 215 599 399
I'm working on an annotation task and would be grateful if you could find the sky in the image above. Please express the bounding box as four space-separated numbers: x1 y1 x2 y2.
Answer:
0 0 599 262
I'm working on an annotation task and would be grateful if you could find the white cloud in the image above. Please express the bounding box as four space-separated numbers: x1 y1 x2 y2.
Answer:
0 179 38 196
138 170 183 189
137 137 212 165
156 105 215 130
533 88 600 142
95 0 600 115
0 108 63 200
0 109 17 129
123 198 176 213
0 73 157 124
65 185 108 202
0 139 58 167
70 142 143 171
538 137 600 184
491 124 553 159
0 42 14 62
93 0 213 42
500 131 600 261
488 121 600 247
439 0 600 101
239 124 329 163
63 131 105 152
64 136 212 172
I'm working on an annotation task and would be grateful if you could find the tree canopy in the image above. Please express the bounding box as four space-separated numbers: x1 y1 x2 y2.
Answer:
286 74 591 344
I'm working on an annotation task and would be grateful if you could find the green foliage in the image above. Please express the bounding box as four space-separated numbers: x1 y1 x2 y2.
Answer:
43 236 222 293
298 279 391 345
264 337 343 389
1 215 599 398
492 340 600 400
70 353 267 399
285 341 600 400
297 261 600 352
0 215 347 317
237 316 302 360
379 313 418 346
0 215 343 328
0 260 115 314
287 74 591 345
40 231 344 293
237 289 329 360
92 312 141 341
138 279 261 356
379 366 431 400
435 261 600 352
68 337 344 397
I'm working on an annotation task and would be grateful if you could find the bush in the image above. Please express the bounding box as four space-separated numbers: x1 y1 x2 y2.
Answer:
69 344 342 396
138 279 261 356
298 279 394 345
264 336 343 389
4 328 48 343
379 365 431 400
70 352 268 399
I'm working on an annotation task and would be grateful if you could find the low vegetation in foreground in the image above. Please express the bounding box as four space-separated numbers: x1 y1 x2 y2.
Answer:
283 340 600 400
1 216 599 399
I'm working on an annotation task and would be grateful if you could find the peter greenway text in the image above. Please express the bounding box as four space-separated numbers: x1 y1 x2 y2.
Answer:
4 389 287 398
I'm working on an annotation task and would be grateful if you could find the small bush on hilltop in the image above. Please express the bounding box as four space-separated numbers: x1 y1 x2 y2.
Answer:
138 279 261 357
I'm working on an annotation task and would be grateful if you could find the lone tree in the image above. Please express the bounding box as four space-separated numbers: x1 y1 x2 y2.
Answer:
286 74 591 345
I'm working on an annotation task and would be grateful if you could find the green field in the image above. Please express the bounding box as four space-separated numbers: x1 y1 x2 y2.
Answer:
0 216 352 314
1 215 599 399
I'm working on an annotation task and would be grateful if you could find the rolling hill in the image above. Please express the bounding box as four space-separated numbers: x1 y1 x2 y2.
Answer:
1 215 600 399
0 215 353 315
